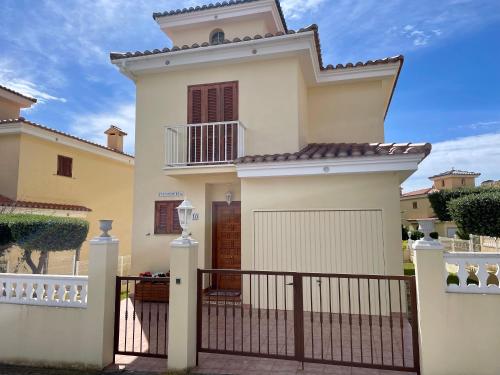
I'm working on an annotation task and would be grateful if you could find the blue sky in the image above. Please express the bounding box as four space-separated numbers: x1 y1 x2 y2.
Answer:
1 0 499 191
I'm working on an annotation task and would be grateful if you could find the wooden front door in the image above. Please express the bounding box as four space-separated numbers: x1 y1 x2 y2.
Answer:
187 81 238 163
212 201 241 290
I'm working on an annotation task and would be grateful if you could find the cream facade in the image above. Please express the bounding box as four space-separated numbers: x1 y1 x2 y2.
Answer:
0 88 134 272
112 0 429 278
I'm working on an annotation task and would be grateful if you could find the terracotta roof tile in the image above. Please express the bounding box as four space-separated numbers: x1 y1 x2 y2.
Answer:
109 24 403 74
236 142 431 164
152 0 288 32
429 169 480 179
0 194 91 212
401 187 434 198
0 117 134 158
0 84 37 103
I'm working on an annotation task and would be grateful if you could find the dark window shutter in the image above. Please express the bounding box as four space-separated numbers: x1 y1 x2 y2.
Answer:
154 201 183 234
57 155 73 177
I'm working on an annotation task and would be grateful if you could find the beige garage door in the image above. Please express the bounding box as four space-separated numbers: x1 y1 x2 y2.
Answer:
253 209 386 275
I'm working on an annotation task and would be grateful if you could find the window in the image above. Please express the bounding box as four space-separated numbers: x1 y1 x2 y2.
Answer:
461 178 465 185
210 29 225 44
57 155 73 177
154 200 182 234
412 201 418 209
441 180 445 187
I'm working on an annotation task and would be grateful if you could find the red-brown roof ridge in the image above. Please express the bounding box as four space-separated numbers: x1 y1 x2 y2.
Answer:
0 117 134 158
0 194 91 212
109 24 403 74
236 142 431 164
401 187 434 198
0 84 37 103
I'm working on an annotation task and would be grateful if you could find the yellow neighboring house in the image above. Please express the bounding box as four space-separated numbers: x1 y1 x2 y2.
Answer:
110 0 431 281
401 168 480 237
0 84 134 274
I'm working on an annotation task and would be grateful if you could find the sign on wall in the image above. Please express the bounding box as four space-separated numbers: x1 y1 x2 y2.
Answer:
158 191 184 198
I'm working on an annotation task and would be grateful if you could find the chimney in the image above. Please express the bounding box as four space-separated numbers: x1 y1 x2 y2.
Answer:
104 125 127 152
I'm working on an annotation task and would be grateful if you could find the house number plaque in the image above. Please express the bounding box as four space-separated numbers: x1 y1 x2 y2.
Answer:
158 191 184 198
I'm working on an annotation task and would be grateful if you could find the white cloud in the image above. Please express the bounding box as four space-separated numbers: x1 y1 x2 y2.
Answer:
281 0 326 19
70 103 135 154
402 132 500 192
0 60 66 105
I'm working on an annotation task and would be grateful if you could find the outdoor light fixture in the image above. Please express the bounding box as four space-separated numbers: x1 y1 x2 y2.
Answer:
176 199 193 239
225 191 233 205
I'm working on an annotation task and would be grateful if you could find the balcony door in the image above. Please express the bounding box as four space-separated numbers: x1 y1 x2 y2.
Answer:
187 81 238 164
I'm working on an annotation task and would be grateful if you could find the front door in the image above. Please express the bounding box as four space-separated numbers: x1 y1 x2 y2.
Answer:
212 201 241 290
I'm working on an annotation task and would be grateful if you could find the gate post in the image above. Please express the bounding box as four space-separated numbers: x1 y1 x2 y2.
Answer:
167 236 199 371
87 220 119 368
292 274 305 363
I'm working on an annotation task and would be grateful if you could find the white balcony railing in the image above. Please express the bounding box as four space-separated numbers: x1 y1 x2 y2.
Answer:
165 121 246 167
0 273 88 308
444 252 500 294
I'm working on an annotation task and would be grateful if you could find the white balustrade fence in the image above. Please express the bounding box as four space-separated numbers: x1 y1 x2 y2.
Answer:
0 273 88 308
444 252 500 294
165 121 246 167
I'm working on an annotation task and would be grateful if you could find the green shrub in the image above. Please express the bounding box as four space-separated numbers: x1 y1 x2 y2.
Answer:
430 232 439 239
0 221 13 247
428 186 499 222
401 225 409 241
410 230 424 240
448 191 500 237
0 214 89 273
0 214 89 251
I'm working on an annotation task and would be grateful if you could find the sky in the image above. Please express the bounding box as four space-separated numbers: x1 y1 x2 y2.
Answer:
1 0 499 192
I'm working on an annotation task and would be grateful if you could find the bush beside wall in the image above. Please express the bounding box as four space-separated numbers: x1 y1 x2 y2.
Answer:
449 191 500 238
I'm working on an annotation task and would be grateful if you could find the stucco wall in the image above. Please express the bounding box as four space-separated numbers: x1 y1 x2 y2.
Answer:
432 175 476 189
14 133 134 259
0 99 21 120
0 133 20 200
400 195 435 221
240 172 404 276
415 249 500 375
307 80 386 144
168 16 271 47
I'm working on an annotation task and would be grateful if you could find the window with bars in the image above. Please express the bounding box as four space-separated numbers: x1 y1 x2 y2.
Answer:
57 155 73 177
154 200 182 234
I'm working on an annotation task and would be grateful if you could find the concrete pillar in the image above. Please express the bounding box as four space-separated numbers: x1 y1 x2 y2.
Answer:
167 237 199 371
412 233 444 375
87 228 119 369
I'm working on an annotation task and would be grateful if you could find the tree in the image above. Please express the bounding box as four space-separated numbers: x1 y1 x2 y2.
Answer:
427 186 488 222
448 191 500 238
0 214 89 274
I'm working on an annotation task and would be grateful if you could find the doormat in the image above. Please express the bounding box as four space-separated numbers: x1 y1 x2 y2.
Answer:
206 289 241 297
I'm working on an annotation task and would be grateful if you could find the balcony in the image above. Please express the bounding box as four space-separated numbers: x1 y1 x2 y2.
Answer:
165 121 246 168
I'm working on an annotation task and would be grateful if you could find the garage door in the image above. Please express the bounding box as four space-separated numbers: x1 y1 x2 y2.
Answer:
252 209 386 275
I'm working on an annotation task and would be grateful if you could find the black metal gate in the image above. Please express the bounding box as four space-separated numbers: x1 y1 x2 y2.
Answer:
197 269 420 374
113 276 170 359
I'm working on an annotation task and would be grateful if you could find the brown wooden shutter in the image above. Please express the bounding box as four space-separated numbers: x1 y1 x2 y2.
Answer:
187 81 238 163
57 155 73 177
154 201 183 234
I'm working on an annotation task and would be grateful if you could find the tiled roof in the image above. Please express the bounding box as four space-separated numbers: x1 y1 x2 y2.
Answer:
152 0 288 32
236 142 432 164
0 117 134 158
0 194 91 212
429 169 480 179
401 187 433 198
109 24 403 74
0 84 37 103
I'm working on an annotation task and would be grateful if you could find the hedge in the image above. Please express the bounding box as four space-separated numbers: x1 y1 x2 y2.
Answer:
410 230 424 240
0 214 89 251
448 191 500 238
428 186 500 222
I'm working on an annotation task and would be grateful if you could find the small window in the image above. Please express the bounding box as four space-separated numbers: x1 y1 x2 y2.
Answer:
412 202 418 209
154 201 182 234
461 178 465 185
57 155 73 177
441 180 445 187
210 29 225 44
